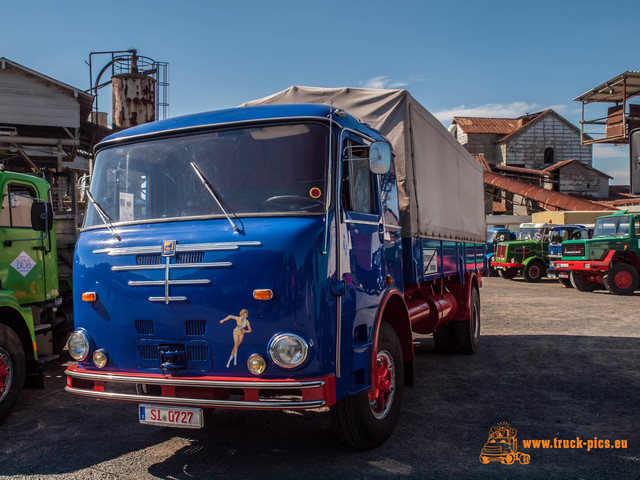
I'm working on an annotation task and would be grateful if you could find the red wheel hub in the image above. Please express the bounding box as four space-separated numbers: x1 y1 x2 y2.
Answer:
369 351 395 418
0 352 10 396
615 270 633 290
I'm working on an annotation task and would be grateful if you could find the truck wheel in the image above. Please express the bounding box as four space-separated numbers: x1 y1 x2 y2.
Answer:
479 455 490 464
603 263 639 295
570 272 598 292
499 268 517 280
559 277 573 288
452 287 480 354
524 260 545 282
502 453 516 465
330 322 404 449
0 324 25 425
433 322 455 354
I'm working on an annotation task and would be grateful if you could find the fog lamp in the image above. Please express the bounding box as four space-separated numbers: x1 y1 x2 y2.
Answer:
247 354 266 375
269 333 308 369
93 349 108 368
67 329 90 361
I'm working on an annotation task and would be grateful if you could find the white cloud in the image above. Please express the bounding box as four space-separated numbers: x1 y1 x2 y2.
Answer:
359 75 408 89
593 143 628 159
433 102 541 124
433 102 571 125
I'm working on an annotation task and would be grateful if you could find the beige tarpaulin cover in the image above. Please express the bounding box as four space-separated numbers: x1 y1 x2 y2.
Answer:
242 86 486 243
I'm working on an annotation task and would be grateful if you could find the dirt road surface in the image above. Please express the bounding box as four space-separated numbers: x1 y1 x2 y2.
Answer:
1 277 638 479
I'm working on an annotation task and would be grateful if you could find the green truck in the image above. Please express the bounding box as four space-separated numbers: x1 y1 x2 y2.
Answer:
554 211 640 295
0 169 74 423
490 223 555 282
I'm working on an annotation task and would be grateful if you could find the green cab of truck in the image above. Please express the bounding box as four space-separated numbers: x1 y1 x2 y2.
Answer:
554 211 640 295
490 223 555 282
0 169 60 424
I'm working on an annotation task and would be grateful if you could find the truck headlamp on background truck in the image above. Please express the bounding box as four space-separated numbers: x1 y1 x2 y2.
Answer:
67 329 90 361
268 333 309 369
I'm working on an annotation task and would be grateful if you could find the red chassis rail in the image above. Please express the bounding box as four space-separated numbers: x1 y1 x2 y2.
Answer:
490 261 524 269
65 364 336 411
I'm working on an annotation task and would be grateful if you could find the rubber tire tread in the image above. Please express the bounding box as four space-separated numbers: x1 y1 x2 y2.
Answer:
0 324 26 425
330 322 404 449
452 287 480 354
603 263 639 295
570 271 598 292
499 268 517 280
524 260 545 283
433 322 456 354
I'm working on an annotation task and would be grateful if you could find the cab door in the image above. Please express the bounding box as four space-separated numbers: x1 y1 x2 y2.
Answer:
337 133 385 386
0 180 49 304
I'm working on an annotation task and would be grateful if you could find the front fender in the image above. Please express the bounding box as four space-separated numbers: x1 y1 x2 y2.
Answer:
0 289 36 357
522 256 545 268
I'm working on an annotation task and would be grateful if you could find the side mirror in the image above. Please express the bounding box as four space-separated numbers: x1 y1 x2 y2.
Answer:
369 141 391 175
31 202 53 232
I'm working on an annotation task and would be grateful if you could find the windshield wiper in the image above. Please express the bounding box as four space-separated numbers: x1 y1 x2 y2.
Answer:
190 162 241 232
85 189 121 241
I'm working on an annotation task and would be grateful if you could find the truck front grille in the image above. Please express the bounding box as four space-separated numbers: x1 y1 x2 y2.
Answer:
562 243 585 257
496 245 506 260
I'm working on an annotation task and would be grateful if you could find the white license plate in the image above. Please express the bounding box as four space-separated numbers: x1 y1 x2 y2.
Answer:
139 404 203 429
557 263 569 268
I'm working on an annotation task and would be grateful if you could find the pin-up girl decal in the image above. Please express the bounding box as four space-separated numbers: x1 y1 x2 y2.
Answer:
220 309 252 368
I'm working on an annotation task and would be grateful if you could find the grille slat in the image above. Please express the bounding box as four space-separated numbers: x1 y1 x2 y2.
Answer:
136 253 162 265
187 345 208 361
177 251 204 264
138 344 158 360
186 320 207 336
135 320 154 335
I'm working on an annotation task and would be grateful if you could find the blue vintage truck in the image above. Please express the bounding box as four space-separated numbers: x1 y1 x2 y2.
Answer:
64 87 486 448
546 224 592 287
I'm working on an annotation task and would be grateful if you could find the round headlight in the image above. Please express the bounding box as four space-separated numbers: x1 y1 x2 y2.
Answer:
68 329 90 361
247 353 266 375
269 333 308 369
93 349 108 368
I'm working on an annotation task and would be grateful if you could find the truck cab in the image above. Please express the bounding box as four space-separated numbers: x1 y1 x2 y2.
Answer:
491 223 555 282
547 224 592 287
485 227 514 276
555 211 640 294
0 170 63 424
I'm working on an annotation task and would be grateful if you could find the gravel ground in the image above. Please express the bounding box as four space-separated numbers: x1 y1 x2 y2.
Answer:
1 276 638 479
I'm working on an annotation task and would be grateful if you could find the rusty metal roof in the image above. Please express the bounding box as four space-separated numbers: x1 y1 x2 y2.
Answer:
541 159 613 179
574 71 640 104
485 172 617 211
493 164 551 177
471 153 492 172
453 116 521 134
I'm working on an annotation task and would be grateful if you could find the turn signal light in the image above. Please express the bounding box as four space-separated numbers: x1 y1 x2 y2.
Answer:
82 292 97 302
253 289 273 300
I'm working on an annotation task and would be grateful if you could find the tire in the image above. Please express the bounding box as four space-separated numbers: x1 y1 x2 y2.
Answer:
479 455 490 464
502 453 516 465
331 322 404 449
433 322 456 354
570 271 599 292
488 265 499 277
499 268 518 280
0 324 26 425
603 263 639 295
524 260 545 283
559 277 572 288
452 287 480 354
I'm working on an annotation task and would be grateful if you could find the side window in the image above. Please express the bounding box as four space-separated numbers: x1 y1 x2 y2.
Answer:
342 139 376 214
635 217 640 236
0 183 37 228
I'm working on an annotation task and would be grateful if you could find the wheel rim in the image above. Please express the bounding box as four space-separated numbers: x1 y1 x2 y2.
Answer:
0 348 13 403
369 350 395 419
529 265 540 279
471 302 480 339
614 270 633 290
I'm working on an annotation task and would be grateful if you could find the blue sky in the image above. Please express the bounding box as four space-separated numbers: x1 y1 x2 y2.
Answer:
3 0 639 183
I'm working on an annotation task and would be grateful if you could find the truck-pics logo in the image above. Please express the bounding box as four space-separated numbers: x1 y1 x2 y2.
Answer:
480 422 531 465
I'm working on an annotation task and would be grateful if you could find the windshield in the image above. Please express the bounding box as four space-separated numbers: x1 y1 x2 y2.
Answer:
594 216 631 238
518 227 547 240
85 123 329 227
550 228 588 245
